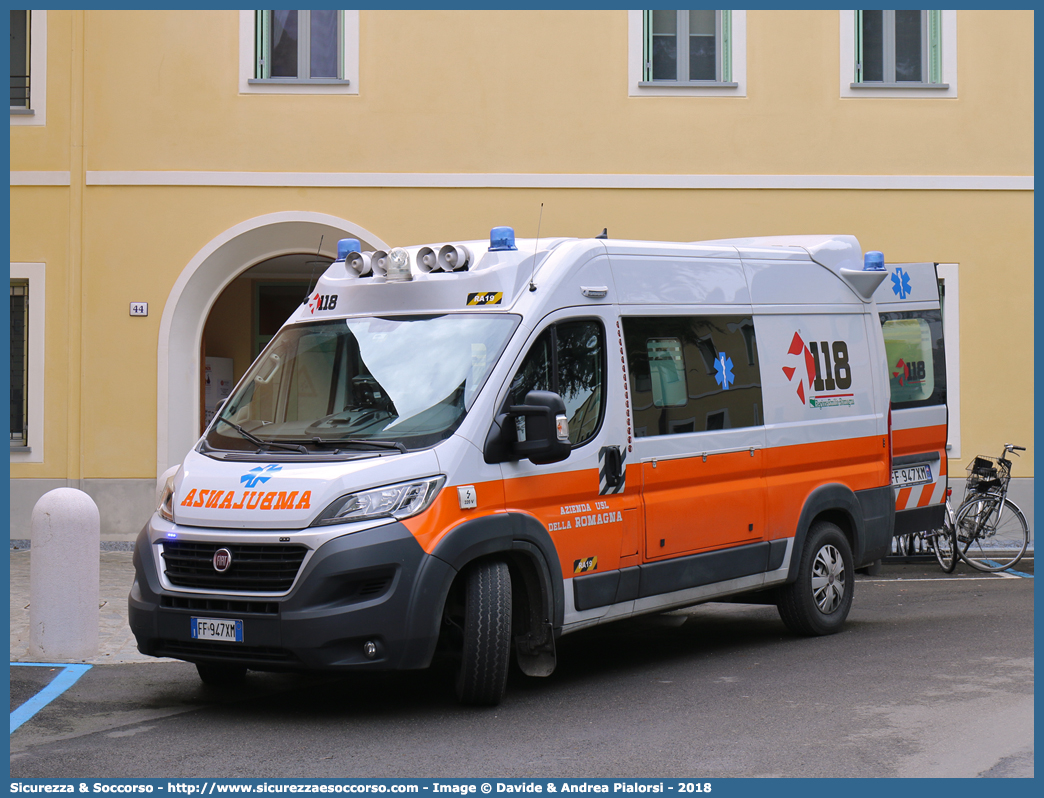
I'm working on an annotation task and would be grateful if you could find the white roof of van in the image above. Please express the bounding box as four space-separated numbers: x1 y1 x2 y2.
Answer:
695 234 864 276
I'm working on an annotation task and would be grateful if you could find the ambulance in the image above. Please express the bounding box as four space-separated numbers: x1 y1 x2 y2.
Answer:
130 230 896 705
872 262 949 547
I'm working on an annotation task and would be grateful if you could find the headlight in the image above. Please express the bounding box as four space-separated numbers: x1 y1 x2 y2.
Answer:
312 476 446 526
158 475 176 523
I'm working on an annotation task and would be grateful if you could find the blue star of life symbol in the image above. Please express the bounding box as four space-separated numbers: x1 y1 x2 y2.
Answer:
891 267 913 299
713 352 735 390
241 464 281 488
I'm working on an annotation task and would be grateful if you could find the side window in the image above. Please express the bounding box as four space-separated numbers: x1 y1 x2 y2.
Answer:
623 316 762 437
506 320 605 446
880 309 946 408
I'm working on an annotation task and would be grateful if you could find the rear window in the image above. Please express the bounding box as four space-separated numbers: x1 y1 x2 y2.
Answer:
880 309 946 409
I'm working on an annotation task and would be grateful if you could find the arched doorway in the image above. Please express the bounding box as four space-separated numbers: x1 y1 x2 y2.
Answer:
157 212 388 477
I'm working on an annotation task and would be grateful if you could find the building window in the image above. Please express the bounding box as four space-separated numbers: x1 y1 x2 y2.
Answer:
628 10 745 97
855 10 942 85
254 10 346 83
10 9 45 122
240 10 358 94
10 10 29 108
10 280 28 448
10 263 43 462
642 10 734 85
842 10 954 97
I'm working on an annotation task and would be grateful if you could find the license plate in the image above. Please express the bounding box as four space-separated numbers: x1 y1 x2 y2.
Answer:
892 464 933 487
191 617 243 642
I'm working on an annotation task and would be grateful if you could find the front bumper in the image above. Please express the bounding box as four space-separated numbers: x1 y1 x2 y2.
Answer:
128 520 455 672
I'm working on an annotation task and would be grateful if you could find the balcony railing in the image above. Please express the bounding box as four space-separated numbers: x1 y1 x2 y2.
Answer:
11 75 30 108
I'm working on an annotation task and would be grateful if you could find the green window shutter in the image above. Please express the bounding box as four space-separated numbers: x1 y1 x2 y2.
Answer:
642 10 653 82
255 10 270 79
721 9 732 83
928 10 942 84
855 10 863 83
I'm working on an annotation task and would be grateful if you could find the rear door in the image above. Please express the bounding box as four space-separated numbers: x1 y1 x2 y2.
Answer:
873 262 948 536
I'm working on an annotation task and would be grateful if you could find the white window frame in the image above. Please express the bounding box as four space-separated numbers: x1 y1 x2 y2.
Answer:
11 9 46 126
10 263 45 464
239 9 358 95
628 9 746 97
840 9 957 98
937 263 960 460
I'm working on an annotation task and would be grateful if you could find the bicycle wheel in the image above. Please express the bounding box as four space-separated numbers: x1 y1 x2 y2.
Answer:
929 510 958 574
955 497 1029 572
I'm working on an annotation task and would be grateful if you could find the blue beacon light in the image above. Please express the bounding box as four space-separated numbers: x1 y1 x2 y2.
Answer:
863 250 885 271
336 238 361 262
489 227 517 252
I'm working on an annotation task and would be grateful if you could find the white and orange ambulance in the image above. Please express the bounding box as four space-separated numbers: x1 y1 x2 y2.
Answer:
872 262 949 547
130 230 896 705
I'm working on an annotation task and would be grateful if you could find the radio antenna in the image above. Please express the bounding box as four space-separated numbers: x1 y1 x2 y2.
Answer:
304 235 325 302
529 204 543 292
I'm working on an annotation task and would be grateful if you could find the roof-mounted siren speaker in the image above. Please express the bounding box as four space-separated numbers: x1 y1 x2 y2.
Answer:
416 246 439 273
370 250 390 277
345 251 372 276
438 244 471 272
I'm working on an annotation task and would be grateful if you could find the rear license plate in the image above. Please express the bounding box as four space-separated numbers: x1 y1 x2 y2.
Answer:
892 464 933 487
191 617 243 642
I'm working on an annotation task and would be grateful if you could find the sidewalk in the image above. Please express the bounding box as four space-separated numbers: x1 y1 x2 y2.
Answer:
9 545 159 664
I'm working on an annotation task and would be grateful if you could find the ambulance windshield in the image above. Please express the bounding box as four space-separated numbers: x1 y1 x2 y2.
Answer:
205 314 519 453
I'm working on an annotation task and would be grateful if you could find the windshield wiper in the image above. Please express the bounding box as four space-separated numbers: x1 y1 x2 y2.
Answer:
285 437 408 454
216 419 308 454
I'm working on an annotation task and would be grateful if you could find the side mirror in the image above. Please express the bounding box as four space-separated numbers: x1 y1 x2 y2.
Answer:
484 390 572 465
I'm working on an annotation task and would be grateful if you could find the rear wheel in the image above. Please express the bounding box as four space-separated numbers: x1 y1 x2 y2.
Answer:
777 522 854 636
956 498 1029 572
195 662 247 686
455 560 512 706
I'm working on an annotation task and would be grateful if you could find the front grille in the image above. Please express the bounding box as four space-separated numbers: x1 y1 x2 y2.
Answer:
162 541 307 592
155 639 296 664
160 595 279 615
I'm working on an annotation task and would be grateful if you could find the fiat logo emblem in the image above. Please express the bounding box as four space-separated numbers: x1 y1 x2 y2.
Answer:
212 548 233 573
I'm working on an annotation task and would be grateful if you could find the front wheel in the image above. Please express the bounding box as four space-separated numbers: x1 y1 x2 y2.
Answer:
956 498 1029 572
777 522 854 636
455 560 512 706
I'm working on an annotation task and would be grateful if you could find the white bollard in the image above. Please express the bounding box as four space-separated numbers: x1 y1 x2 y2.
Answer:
29 487 100 660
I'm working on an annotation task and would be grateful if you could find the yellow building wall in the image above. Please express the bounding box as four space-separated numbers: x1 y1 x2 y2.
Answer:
9 10 1035 490
9 189 71 479
70 10 1032 177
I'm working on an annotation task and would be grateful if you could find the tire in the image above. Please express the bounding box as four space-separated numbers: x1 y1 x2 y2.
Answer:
455 560 512 706
777 522 854 636
955 498 1029 572
930 505 958 574
195 662 247 686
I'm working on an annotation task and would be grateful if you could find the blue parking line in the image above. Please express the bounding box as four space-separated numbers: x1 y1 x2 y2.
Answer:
981 559 1034 578
10 662 92 734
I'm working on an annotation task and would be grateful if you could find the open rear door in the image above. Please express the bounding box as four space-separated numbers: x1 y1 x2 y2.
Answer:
873 263 948 537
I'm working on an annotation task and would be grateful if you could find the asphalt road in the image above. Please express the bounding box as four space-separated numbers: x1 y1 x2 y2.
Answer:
10 559 1034 779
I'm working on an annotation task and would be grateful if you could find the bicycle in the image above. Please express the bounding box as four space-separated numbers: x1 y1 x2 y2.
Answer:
954 443 1030 572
